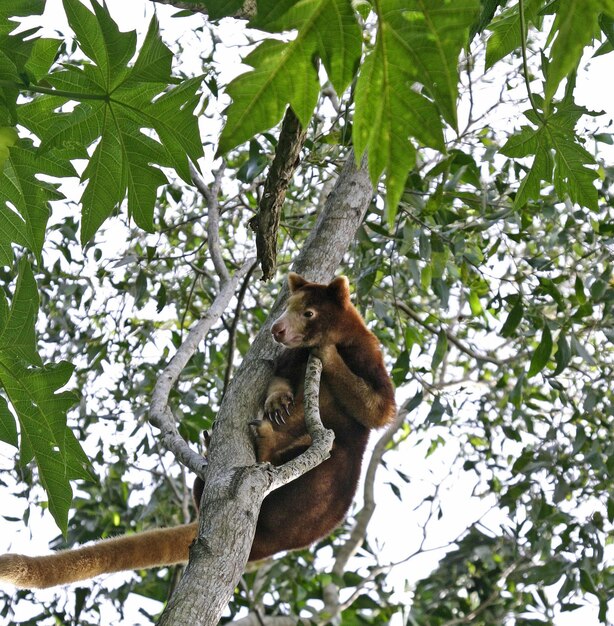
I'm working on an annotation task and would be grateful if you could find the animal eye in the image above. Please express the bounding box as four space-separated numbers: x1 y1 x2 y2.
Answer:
304 310 314 318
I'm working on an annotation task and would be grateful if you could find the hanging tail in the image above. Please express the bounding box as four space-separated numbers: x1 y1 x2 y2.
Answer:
0 522 197 589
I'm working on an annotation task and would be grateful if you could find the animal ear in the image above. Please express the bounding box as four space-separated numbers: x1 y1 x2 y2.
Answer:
327 276 350 303
288 273 308 292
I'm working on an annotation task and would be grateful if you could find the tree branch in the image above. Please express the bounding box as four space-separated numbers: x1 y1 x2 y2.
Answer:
223 261 259 395
149 257 256 479
269 355 334 492
157 151 373 626
190 161 230 284
250 107 308 280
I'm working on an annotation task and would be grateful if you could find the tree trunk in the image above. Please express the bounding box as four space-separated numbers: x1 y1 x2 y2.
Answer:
157 152 372 626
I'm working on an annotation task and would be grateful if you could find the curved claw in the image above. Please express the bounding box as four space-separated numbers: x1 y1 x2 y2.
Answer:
284 405 291 416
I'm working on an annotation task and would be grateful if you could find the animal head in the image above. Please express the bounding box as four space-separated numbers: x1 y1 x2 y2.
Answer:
271 273 354 348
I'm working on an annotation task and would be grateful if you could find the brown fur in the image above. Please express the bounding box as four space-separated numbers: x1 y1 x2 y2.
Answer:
0 274 395 588
0 524 197 589
237 273 396 559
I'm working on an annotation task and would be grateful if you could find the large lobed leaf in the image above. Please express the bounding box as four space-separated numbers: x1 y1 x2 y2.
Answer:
0 140 73 265
484 0 542 69
501 103 599 211
218 0 362 154
354 0 478 221
544 0 612 104
1 0 203 254
56 3 202 244
0 259 91 533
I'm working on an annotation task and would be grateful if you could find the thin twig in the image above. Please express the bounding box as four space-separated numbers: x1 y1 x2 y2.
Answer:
222 260 259 395
190 161 230 284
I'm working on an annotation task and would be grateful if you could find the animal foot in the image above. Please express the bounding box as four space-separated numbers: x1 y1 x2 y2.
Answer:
264 390 294 425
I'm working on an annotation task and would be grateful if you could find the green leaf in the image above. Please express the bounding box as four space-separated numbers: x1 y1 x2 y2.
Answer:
354 49 442 218
500 299 523 337
545 0 603 104
237 140 268 183
91 0 137 88
527 324 553 377
0 260 91 533
392 350 410 386
120 15 171 86
579 568 599 597
0 140 71 262
500 125 539 158
574 275 587 304
130 76 204 183
0 394 18 448
0 125 17 168
549 118 599 212
10 5 201 245
219 0 361 154
599 12 614 47
1 361 84 533
377 0 480 129
405 389 424 415
219 38 319 154
196 0 244 20
484 0 540 68
354 0 477 218
0 258 41 366
431 330 448 371
62 0 108 85
79 114 125 244
470 0 504 38
0 0 45 36
468 289 483 316
425 396 445 424
509 372 524 408
553 332 571 376
501 104 599 211
36 98 106 155
255 0 361 95
24 38 62 82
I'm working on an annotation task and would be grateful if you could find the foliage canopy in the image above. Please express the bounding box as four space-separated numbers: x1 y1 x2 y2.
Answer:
0 0 613 624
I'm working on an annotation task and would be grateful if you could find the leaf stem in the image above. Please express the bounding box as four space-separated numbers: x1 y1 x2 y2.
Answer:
518 0 546 124
0 79 109 102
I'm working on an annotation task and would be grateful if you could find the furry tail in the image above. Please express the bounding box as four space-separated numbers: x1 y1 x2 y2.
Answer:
0 522 197 589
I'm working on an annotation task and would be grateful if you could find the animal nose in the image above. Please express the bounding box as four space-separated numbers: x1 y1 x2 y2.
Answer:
272 323 285 342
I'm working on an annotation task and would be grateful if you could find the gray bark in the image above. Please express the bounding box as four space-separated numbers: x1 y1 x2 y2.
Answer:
157 152 372 626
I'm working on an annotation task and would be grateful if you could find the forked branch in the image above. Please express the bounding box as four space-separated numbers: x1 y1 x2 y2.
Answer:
268 355 335 493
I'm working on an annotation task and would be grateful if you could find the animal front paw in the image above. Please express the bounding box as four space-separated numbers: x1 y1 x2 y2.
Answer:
263 390 294 425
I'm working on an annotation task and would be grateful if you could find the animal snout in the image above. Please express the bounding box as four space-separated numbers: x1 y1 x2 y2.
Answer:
272 322 286 342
